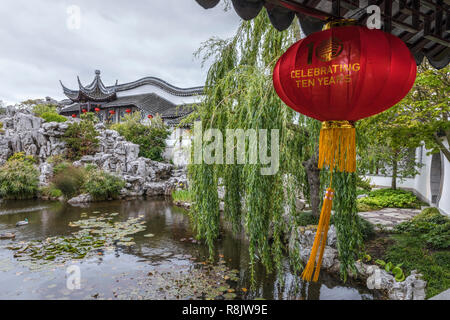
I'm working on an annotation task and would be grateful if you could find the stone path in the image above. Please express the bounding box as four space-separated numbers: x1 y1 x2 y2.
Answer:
358 208 422 230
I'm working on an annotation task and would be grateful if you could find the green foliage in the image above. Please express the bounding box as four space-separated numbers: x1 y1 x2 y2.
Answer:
375 259 406 282
80 112 99 123
51 165 86 198
82 169 125 201
357 188 421 210
357 216 376 241
39 185 63 198
356 176 373 192
0 122 3 133
187 11 303 283
332 172 364 281
111 112 170 162
7 152 36 164
0 153 39 199
295 211 319 226
384 233 450 298
172 189 192 202
40 112 67 123
63 118 99 160
32 104 57 117
395 207 450 250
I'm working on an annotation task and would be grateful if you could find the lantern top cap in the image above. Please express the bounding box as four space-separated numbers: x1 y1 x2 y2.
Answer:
322 19 357 31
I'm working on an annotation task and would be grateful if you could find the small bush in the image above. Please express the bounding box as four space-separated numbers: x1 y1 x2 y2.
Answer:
40 185 63 198
83 170 125 201
295 211 319 226
51 165 86 198
32 104 58 117
7 152 36 164
357 188 421 209
0 154 39 200
172 189 192 202
41 112 67 123
356 176 373 192
358 216 376 241
63 119 99 160
111 112 170 162
394 208 450 250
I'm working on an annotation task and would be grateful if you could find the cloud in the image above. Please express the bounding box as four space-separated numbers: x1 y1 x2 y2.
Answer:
0 0 241 104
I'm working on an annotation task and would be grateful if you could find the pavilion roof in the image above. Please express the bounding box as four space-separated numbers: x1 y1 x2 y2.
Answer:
60 70 204 103
195 0 449 69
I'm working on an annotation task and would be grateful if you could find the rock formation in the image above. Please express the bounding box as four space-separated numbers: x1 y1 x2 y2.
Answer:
0 108 187 201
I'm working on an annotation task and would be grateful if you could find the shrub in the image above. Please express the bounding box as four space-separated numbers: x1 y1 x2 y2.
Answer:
358 216 376 241
83 170 125 201
51 165 86 198
111 112 170 162
394 207 450 250
63 119 99 160
32 104 58 117
41 112 67 123
295 211 319 226
172 189 192 202
39 185 63 198
0 154 39 199
357 188 421 209
356 176 373 192
7 152 36 164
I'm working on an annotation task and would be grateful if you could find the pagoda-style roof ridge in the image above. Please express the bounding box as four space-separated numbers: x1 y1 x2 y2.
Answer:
110 76 204 97
60 70 117 102
61 71 204 102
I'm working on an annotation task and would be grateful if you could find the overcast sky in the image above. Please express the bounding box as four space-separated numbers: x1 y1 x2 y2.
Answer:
0 0 241 104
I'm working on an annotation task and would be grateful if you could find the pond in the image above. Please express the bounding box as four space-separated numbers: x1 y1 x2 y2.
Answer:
0 199 377 300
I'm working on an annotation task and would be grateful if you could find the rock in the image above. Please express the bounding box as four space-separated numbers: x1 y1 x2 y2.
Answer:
0 233 16 239
357 194 368 199
295 198 306 211
68 194 92 205
1 108 186 199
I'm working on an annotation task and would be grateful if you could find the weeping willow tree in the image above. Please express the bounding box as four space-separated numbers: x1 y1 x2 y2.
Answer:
183 11 363 282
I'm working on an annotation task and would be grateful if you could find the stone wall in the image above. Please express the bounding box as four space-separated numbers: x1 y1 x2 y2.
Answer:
288 224 426 300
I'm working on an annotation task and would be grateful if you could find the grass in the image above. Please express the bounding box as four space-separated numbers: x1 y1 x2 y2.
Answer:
384 234 450 299
365 208 450 299
172 189 192 202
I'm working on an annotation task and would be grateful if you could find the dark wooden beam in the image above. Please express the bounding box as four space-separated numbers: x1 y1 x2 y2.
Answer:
384 0 393 32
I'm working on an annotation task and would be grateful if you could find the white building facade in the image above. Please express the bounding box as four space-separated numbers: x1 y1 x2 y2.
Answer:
366 138 450 215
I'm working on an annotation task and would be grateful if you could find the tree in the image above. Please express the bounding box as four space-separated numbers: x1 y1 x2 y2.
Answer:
396 62 449 161
186 11 362 282
358 62 449 189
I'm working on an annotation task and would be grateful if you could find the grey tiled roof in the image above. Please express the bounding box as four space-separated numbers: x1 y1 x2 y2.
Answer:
60 70 204 102
59 93 196 121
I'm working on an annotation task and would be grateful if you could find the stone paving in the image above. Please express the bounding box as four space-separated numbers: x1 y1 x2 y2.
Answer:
358 208 422 230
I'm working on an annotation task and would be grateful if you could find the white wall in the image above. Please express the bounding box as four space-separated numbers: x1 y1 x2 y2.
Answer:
365 138 449 216
164 127 192 167
117 85 202 105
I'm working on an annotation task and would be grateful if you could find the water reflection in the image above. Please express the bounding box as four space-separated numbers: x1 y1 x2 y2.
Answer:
0 199 377 300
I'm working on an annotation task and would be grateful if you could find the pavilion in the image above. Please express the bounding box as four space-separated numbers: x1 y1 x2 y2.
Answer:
59 70 203 125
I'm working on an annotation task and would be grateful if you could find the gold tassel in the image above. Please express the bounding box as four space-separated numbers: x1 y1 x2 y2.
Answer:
318 121 356 173
301 188 334 282
302 121 356 282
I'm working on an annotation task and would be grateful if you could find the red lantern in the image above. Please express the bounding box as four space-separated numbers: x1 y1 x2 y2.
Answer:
273 24 416 122
148 115 153 119
273 21 416 283
109 110 116 115
94 108 100 113
72 114 77 118
126 109 132 113
82 109 87 113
